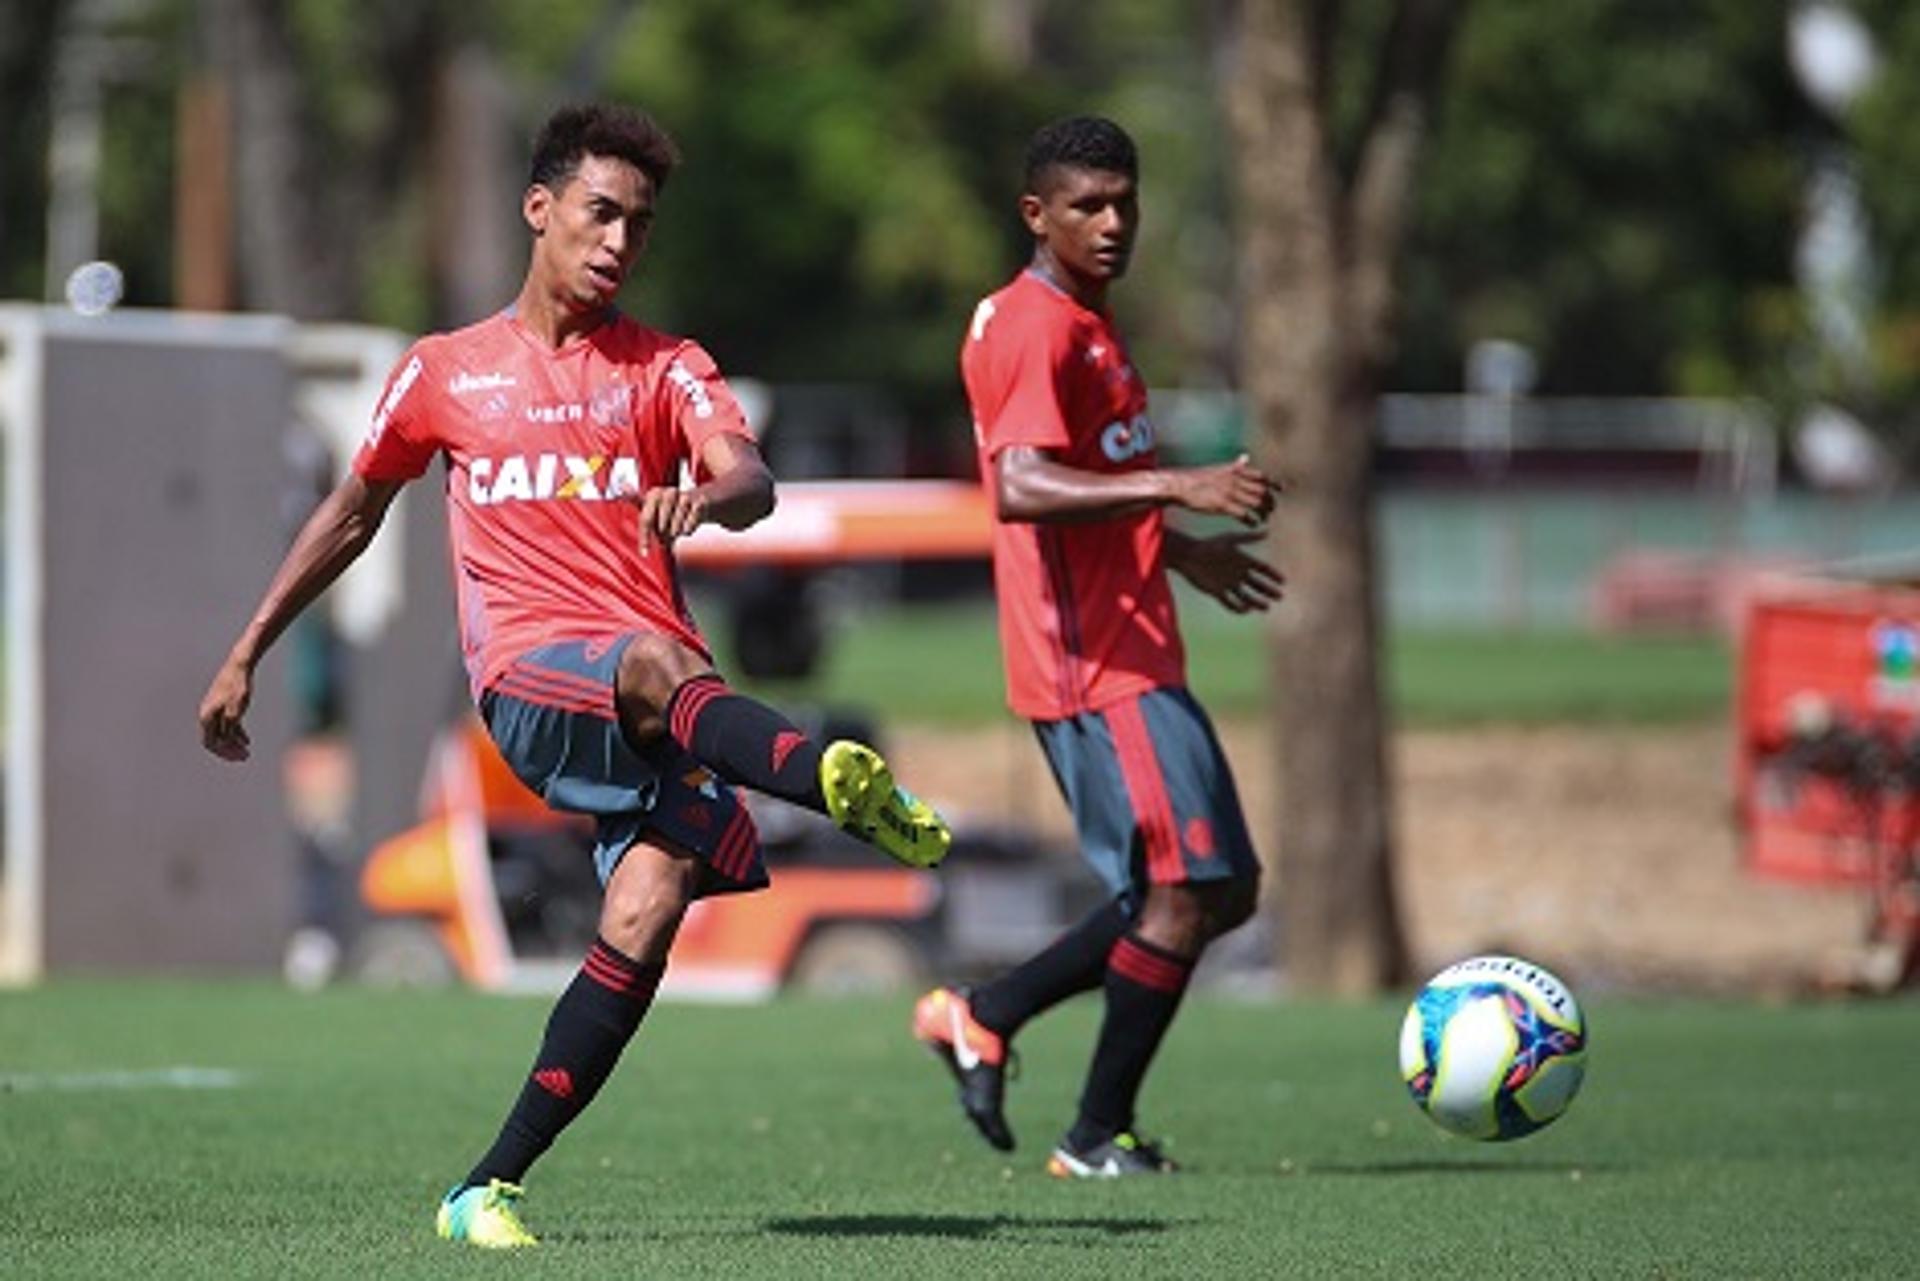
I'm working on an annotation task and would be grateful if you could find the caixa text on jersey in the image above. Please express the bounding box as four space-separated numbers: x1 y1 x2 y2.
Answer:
464 453 644 505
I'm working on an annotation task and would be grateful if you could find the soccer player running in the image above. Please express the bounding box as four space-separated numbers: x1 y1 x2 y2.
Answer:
197 103 950 1247
913 117 1283 1177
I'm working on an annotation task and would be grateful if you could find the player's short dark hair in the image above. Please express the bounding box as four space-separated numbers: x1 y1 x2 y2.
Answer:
1023 116 1138 194
528 103 681 194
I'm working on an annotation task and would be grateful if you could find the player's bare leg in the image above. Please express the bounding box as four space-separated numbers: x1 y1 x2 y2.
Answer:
615 633 950 867
1134 876 1258 957
1048 876 1258 1178
596 834 703 962
439 839 696 1247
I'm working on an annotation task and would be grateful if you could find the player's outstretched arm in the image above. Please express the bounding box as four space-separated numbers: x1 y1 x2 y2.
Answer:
636 433 775 552
994 444 1174 523
198 473 403 762
1164 528 1285 614
994 445 1280 526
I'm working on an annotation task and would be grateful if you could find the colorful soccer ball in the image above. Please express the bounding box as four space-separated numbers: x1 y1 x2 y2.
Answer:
1398 954 1587 1141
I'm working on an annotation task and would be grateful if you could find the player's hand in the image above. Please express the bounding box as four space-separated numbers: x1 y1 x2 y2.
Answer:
636 485 709 553
198 659 255 762
1173 454 1281 526
1168 530 1285 614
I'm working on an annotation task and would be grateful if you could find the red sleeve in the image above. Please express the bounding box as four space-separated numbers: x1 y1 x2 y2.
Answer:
660 340 754 478
350 340 439 482
963 296 1073 459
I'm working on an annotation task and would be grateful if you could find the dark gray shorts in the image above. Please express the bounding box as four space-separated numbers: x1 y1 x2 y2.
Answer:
480 635 767 895
1034 686 1259 900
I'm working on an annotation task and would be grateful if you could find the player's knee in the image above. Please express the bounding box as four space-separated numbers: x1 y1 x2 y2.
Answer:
1206 874 1261 939
615 634 712 740
600 851 698 961
1137 884 1209 958
599 885 689 963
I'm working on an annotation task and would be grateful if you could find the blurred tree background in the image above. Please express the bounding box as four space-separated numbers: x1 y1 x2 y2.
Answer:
4 0 1239 467
13 1 1919 446
1851 0 1920 456
1397 1 1819 399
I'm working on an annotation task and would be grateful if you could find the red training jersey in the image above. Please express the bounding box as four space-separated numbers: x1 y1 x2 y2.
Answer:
961 270 1185 720
351 309 755 698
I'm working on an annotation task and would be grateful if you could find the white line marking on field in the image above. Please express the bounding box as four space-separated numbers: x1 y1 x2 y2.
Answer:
0 1066 247 1093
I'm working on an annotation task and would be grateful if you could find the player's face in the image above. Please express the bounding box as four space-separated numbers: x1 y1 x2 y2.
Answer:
525 153 656 309
1022 165 1139 287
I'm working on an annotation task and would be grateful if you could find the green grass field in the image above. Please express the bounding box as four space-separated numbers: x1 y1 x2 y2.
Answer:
4 984 1915 1277
722 599 1733 726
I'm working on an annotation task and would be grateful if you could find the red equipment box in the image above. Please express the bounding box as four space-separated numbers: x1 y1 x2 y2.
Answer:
1736 576 1920 885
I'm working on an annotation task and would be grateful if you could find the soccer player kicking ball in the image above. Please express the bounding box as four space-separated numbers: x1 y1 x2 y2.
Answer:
914 117 1283 1178
198 103 950 1247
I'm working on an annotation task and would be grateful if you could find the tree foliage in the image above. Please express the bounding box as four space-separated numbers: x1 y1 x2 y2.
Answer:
1394 2 1817 398
1847 0 1920 446
594 1 1034 411
2 0 1909 429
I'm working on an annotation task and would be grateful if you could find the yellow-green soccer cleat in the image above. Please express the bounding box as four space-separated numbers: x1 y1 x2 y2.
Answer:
435 1179 538 1248
820 740 952 868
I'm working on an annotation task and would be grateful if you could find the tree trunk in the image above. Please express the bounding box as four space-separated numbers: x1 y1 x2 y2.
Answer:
1269 414 1405 994
428 39 520 329
174 72 233 311
213 0 348 319
1219 0 1459 993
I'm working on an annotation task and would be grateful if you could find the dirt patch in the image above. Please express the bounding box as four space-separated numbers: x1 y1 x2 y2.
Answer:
889 721 1871 995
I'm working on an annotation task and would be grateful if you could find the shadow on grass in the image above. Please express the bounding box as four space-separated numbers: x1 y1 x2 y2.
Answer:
1308 1160 1617 1177
762 1213 1175 1242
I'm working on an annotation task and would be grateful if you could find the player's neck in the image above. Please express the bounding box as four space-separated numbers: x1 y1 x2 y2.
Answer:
1028 250 1108 313
510 277 613 349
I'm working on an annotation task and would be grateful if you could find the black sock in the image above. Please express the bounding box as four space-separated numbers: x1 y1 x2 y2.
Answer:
464 937 661 1188
1070 932 1195 1150
665 674 826 811
969 899 1131 1038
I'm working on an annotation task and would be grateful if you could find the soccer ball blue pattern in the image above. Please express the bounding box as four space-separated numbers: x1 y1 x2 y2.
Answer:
1398 954 1587 1140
